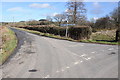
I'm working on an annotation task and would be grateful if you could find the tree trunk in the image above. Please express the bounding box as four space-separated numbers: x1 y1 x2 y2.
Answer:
116 29 120 42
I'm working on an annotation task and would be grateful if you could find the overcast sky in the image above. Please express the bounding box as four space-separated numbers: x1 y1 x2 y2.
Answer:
1 2 118 22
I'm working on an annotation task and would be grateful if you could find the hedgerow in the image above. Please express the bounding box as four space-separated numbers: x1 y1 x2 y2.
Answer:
21 26 92 40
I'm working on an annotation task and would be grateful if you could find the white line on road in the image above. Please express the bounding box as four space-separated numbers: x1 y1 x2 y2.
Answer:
91 52 96 53
66 66 70 69
56 70 60 73
80 54 86 57
108 48 114 50
44 75 50 78
74 61 79 65
85 57 91 60
80 61 83 63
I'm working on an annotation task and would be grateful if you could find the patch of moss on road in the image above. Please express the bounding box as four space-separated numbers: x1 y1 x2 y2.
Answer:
0 27 17 64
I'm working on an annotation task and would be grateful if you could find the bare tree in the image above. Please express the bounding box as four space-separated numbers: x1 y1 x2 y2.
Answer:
111 2 120 41
110 5 120 29
54 14 66 26
66 0 86 25
46 16 53 22
46 16 53 25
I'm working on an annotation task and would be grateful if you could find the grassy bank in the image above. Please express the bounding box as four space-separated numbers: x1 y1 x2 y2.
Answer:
0 27 17 64
14 27 118 45
81 30 118 45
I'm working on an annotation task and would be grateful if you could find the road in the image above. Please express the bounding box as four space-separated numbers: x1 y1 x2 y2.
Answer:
1 28 118 78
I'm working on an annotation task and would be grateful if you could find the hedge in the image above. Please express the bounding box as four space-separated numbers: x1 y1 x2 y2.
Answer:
22 26 92 40
68 27 92 40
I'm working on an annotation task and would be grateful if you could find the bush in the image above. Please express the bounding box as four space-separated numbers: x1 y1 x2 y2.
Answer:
22 26 92 40
68 26 92 40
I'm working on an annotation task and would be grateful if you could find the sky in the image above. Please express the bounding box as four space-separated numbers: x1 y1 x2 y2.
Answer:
1 2 118 22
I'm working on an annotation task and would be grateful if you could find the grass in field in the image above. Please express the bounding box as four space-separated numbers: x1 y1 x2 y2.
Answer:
84 30 118 45
14 27 118 45
0 27 17 64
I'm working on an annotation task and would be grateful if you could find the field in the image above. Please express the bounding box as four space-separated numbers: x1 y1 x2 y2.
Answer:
0 27 17 64
82 30 118 45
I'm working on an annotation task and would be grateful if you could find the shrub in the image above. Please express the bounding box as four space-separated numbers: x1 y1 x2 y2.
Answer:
68 26 92 40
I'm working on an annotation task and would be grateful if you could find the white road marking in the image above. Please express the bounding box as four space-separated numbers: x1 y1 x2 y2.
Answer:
74 61 79 65
85 58 89 60
80 61 83 63
56 70 60 73
44 75 50 78
108 48 114 50
91 52 95 53
66 66 70 69
87 57 91 60
80 54 86 57
84 57 91 60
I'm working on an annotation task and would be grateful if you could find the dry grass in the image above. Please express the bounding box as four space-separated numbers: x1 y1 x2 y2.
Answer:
91 30 116 41
0 27 17 64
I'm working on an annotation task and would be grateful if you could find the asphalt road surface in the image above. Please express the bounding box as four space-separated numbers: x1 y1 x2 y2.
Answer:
1 28 118 78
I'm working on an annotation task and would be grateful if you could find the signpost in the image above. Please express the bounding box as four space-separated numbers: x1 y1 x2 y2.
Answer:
65 21 68 38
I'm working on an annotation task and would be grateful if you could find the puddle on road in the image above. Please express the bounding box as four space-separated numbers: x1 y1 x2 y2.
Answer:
108 52 116 55
29 69 37 72
26 51 35 54
19 61 24 64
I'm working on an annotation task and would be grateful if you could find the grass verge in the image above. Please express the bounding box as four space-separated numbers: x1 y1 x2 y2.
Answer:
0 27 17 64
13 27 119 45
81 40 118 45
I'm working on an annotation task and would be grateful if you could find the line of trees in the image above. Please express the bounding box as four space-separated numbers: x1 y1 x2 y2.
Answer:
88 5 119 31
52 0 87 26
7 1 119 31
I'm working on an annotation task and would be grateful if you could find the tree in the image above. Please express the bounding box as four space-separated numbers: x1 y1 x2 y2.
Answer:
27 20 39 25
46 16 53 25
110 3 120 41
94 16 115 30
66 0 86 25
54 14 66 26
46 16 53 22
39 19 47 21
110 6 120 29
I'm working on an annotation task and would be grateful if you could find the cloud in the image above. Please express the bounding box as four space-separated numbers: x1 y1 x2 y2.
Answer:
41 12 58 17
65 9 72 13
52 12 58 16
7 7 23 12
29 3 51 8
93 2 100 7
93 17 98 20
90 2 104 15
1 0 120 2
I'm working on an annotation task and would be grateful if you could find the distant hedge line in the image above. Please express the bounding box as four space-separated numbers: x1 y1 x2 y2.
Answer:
21 26 92 40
